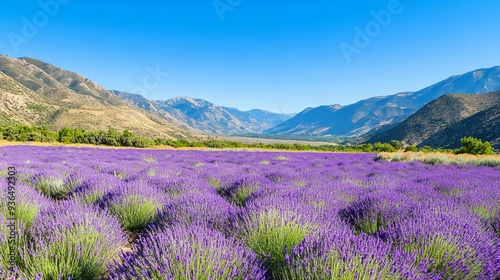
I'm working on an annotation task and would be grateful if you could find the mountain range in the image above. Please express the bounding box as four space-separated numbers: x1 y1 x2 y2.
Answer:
0 55 292 138
266 66 500 137
421 103 500 149
113 91 292 135
1 54 499 149
368 91 500 149
0 55 204 140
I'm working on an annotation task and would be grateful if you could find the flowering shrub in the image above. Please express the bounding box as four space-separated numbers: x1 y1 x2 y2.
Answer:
21 201 127 279
109 225 266 280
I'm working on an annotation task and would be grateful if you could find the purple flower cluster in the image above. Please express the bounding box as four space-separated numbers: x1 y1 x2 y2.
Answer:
22 201 127 279
110 224 266 279
99 181 167 231
0 145 499 279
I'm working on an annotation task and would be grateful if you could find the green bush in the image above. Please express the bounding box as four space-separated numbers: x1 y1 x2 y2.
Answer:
243 209 314 277
0 125 57 142
404 145 418 152
108 195 161 231
389 140 404 150
360 143 373 152
419 145 433 153
373 142 396 152
456 136 495 155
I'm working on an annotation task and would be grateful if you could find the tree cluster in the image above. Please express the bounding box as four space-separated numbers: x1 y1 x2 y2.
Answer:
455 136 495 155
0 125 496 155
0 125 153 148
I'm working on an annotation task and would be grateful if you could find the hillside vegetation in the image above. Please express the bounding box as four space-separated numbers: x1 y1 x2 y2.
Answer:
114 91 292 135
368 91 500 149
267 67 500 136
0 55 203 140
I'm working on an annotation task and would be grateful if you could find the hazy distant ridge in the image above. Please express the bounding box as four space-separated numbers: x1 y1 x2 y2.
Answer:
2 54 500 145
114 92 293 135
266 66 500 137
367 91 500 149
0 55 202 140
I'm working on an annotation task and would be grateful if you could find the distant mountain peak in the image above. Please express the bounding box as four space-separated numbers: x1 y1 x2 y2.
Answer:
266 66 500 137
473 70 485 81
115 93 293 135
169 96 195 102
395 92 413 97
368 91 500 149
0 55 203 140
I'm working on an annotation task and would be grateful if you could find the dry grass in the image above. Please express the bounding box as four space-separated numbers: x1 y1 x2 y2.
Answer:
0 140 224 151
0 140 144 150
377 151 500 167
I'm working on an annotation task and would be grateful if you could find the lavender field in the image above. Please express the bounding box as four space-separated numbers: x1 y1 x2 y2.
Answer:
1 146 499 279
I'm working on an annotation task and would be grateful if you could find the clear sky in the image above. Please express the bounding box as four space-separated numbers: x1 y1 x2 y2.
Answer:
1 0 500 113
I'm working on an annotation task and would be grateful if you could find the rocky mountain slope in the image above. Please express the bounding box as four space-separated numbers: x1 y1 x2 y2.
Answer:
420 103 500 149
114 91 292 135
367 91 500 149
3 54 499 145
0 55 201 140
266 66 500 136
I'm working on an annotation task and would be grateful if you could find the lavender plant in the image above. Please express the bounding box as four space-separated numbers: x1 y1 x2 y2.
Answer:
403 234 482 279
488 211 500 237
100 182 165 231
70 173 121 205
281 231 417 279
219 176 263 206
21 201 127 279
0 183 49 227
156 192 237 233
109 225 266 280
0 216 26 279
241 208 316 278
339 197 387 235
31 170 81 199
384 203 497 279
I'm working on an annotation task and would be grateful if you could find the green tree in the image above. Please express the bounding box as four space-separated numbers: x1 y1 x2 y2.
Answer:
74 128 86 143
389 140 404 150
58 127 75 144
456 136 495 155
361 143 374 152
404 145 418 152
103 128 120 146
119 130 135 147
373 142 396 152
419 145 432 153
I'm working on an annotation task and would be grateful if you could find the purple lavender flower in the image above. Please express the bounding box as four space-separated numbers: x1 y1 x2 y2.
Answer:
0 182 50 227
21 201 127 279
0 215 27 279
100 181 167 231
155 192 237 234
70 173 122 205
109 224 266 280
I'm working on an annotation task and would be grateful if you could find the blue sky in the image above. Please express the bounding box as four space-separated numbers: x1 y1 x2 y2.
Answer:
1 0 500 113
